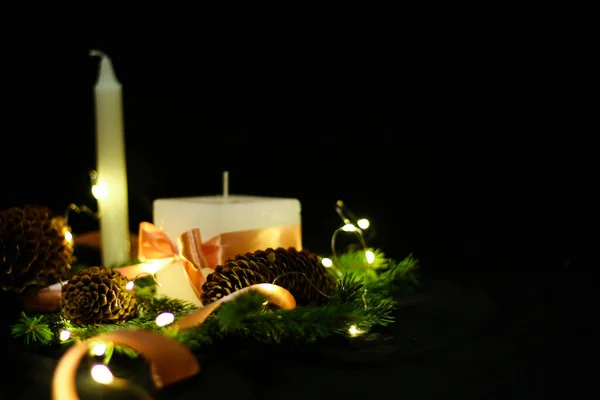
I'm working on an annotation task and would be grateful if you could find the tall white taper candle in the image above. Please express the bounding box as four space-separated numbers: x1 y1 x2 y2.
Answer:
92 50 130 266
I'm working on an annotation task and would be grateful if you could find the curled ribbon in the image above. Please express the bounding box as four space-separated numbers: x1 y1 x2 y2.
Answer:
51 283 296 399
171 283 297 331
51 330 200 400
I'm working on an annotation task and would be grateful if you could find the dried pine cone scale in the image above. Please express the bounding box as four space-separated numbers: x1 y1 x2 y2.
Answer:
201 247 336 306
0 205 74 294
206 266 267 301
62 266 137 325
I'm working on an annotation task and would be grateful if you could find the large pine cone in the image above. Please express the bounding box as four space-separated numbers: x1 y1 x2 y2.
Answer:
0 205 74 293
201 247 336 306
62 266 137 325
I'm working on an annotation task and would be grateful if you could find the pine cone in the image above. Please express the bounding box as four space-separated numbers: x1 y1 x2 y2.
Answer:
0 205 74 294
201 247 336 306
62 266 137 325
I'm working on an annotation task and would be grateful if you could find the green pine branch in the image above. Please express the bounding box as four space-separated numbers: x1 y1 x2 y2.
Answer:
364 253 420 297
9 250 420 354
335 248 389 271
11 312 54 345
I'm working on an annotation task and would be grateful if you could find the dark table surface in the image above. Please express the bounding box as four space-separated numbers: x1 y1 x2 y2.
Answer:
3 270 570 400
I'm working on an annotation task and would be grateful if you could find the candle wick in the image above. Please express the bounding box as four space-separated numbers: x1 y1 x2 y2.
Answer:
90 49 106 58
223 171 229 202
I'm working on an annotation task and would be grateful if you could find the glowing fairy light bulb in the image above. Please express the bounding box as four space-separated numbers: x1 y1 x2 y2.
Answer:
125 281 134 290
91 364 114 384
357 218 370 229
91 182 108 200
348 325 364 337
365 250 375 264
321 257 333 268
91 342 107 356
342 223 357 232
155 312 175 327
64 230 73 243
59 330 71 341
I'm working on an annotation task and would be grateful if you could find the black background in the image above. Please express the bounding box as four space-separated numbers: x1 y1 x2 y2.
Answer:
4 15 592 280
1 13 590 399
0 12 593 280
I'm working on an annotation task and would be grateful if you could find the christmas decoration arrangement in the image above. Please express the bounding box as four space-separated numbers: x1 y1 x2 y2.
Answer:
4 55 423 398
10 247 418 348
3 202 420 399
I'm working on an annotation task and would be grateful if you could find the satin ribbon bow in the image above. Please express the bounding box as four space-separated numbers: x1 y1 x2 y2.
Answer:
118 222 215 298
118 221 303 299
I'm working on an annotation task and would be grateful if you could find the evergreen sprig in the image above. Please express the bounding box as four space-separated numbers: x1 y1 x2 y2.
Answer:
333 248 389 281
11 312 54 345
336 248 389 271
364 253 420 297
9 250 420 353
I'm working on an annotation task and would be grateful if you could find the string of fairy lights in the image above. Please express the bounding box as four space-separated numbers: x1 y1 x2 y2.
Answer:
320 200 375 276
56 176 376 394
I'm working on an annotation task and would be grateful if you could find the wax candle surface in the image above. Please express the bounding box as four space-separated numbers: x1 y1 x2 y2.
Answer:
153 195 302 305
93 52 130 266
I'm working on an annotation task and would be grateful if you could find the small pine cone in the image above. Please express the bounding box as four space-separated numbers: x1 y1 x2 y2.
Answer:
201 247 336 306
62 266 137 325
0 205 74 294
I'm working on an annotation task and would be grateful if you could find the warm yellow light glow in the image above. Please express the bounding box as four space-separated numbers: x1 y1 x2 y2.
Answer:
262 301 269 306
348 325 363 337
321 257 333 268
365 250 375 264
155 312 175 327
59 330 71 341
342 223 357 232
140 258 174 275
91 342 107 356
91 364 113 384
91 182 108 200
357 218 370 229
64 230 73 243
125 281 134 290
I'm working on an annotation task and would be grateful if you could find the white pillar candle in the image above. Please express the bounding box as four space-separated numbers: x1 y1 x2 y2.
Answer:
92 51 130 266
152 172 301 306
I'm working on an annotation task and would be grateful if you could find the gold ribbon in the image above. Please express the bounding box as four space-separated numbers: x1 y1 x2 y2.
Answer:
170 283 297 331
51 283 296 399
51 330 200 400
27 222 301 311
116 222 208 300
117 222 302 299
